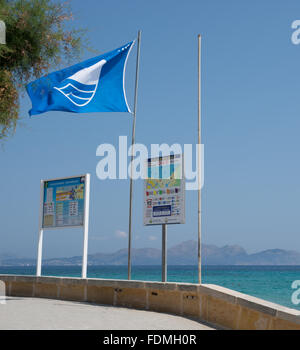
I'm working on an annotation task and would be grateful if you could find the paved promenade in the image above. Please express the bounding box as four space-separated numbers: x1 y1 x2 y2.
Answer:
0 297 214 330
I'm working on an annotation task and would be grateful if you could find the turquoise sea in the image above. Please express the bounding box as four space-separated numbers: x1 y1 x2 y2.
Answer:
0 265 299 310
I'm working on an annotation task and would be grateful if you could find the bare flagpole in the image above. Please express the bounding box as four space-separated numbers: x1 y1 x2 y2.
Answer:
128 30 141 280
198 34 202 284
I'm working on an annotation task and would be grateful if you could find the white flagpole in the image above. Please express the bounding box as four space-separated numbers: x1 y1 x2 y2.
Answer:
198 34 202 284
128 30 141 280
81 173 90 279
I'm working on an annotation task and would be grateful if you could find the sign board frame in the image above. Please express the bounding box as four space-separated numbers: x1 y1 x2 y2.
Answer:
143 154 185 226
40 175 88 230
36 174 90 278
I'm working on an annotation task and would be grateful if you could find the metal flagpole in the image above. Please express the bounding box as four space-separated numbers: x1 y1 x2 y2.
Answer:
198 34 202 284
128 30 141 280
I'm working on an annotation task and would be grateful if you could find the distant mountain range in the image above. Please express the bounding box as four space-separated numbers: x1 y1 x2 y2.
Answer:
1 240 300 266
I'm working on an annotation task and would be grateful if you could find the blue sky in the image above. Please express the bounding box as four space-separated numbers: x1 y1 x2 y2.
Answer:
1 0 300 259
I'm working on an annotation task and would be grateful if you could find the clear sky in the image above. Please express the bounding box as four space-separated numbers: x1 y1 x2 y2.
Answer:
1 0 300 259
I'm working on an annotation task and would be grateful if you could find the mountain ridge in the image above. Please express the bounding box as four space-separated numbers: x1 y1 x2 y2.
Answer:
1 240 300 266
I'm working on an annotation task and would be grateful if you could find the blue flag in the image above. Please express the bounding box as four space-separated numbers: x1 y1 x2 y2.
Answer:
26 41 134 116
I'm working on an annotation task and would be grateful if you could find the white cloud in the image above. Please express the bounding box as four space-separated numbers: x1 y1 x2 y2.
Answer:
148 235 157 241
115 230 127 239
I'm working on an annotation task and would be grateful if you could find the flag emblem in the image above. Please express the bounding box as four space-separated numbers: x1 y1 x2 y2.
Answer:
53 59 106 107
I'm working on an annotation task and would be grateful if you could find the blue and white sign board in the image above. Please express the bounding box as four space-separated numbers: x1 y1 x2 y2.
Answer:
144 154 185 225
37 174 90 278
42 176 86 228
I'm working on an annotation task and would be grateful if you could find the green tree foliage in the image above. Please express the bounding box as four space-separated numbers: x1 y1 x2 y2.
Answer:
0 0 84 140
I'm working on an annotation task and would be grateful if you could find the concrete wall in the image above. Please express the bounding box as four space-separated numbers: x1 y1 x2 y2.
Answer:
0 274 299 330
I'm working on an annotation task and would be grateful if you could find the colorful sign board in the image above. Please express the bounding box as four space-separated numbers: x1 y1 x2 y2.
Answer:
144 154 185 225
42 175 87 228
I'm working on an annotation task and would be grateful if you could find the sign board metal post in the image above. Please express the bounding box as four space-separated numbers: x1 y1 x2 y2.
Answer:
36 174 90 278
162 224 167 282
